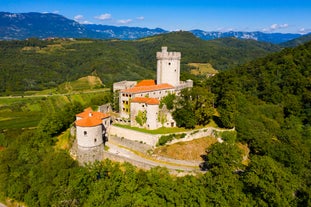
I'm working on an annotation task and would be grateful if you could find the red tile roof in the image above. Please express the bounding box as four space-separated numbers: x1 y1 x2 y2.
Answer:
76 108 110 127
131 97 160 105
76 117 102 127
76 108 110 120
122 83 174 94
135 79 156 87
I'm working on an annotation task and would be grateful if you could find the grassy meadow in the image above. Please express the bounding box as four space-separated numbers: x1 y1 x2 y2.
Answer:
188 63 219 77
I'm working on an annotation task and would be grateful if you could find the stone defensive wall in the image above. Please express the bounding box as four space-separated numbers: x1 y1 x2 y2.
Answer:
109 125 160 146
109 125 234 147
166 127 233 145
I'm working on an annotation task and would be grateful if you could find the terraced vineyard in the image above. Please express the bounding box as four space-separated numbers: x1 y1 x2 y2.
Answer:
0 76 110 131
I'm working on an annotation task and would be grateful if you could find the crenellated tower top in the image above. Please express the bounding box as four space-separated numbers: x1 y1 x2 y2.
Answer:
156 46 181 60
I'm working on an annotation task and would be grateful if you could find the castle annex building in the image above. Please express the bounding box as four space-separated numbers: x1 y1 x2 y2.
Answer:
75 107 111 149
114 46 193 130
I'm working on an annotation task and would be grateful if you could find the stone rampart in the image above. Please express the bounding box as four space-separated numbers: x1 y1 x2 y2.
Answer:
110 125 234 147
166 127 233 145
109 125 160 146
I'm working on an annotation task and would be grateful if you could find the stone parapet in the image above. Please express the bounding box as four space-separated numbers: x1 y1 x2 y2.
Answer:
109 125 160 146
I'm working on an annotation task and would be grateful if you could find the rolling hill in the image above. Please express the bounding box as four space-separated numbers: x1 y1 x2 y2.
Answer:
0 31 282 94
279 33 311 47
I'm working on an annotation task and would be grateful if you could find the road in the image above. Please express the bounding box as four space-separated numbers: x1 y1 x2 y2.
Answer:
0 88 109 99
105 136 203 174
0 202 7 207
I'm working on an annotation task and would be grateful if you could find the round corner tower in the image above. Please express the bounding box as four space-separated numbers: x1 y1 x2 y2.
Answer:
156 46 181 86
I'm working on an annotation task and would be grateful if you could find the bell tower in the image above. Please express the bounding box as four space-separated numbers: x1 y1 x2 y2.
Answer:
156 47 181 86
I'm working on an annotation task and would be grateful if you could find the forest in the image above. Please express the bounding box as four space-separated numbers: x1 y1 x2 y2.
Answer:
0 32 281 94
0 35 310 206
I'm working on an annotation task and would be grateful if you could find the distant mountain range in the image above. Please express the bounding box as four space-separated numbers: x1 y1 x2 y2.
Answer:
190 30 302 44
0 12 310 44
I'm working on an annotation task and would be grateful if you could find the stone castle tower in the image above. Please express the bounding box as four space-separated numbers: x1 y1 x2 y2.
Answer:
156 47 181 86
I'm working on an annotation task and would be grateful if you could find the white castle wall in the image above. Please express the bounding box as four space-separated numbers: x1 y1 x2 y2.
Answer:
109 125 160 146
113 80 137 92
109 125 234 147
130 101 144 127
146 104 159 130
76 125 103 148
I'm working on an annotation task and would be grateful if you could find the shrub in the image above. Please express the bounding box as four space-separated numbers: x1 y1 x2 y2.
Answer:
157 134 175 146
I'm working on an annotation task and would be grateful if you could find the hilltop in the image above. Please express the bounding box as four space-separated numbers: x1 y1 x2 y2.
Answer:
0 39 310 206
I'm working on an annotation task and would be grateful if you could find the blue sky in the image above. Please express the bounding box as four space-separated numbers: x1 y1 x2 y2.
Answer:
1 0 311 33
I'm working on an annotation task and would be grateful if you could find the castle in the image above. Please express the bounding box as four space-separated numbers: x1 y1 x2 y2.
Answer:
75 46 192 150
114 46 193 129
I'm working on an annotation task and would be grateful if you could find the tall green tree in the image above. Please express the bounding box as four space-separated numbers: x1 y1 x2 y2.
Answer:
173 87 214 128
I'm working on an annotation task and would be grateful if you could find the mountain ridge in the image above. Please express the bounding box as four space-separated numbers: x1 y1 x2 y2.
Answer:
0 12 309 44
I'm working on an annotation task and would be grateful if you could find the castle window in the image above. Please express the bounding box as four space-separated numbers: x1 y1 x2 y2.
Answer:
94 139 97 142
168 62 171 65
84 131 87 136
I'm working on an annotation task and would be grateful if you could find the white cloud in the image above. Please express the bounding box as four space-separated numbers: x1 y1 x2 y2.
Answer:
53 11 60 14
279 24 289 28
81 20 93 24
299 27 311 34
95 13 112 21
136 16 144 20
74 15 84 21
117 19 132 24
262 23 289 32
73 15 92 24
270 24 278 30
